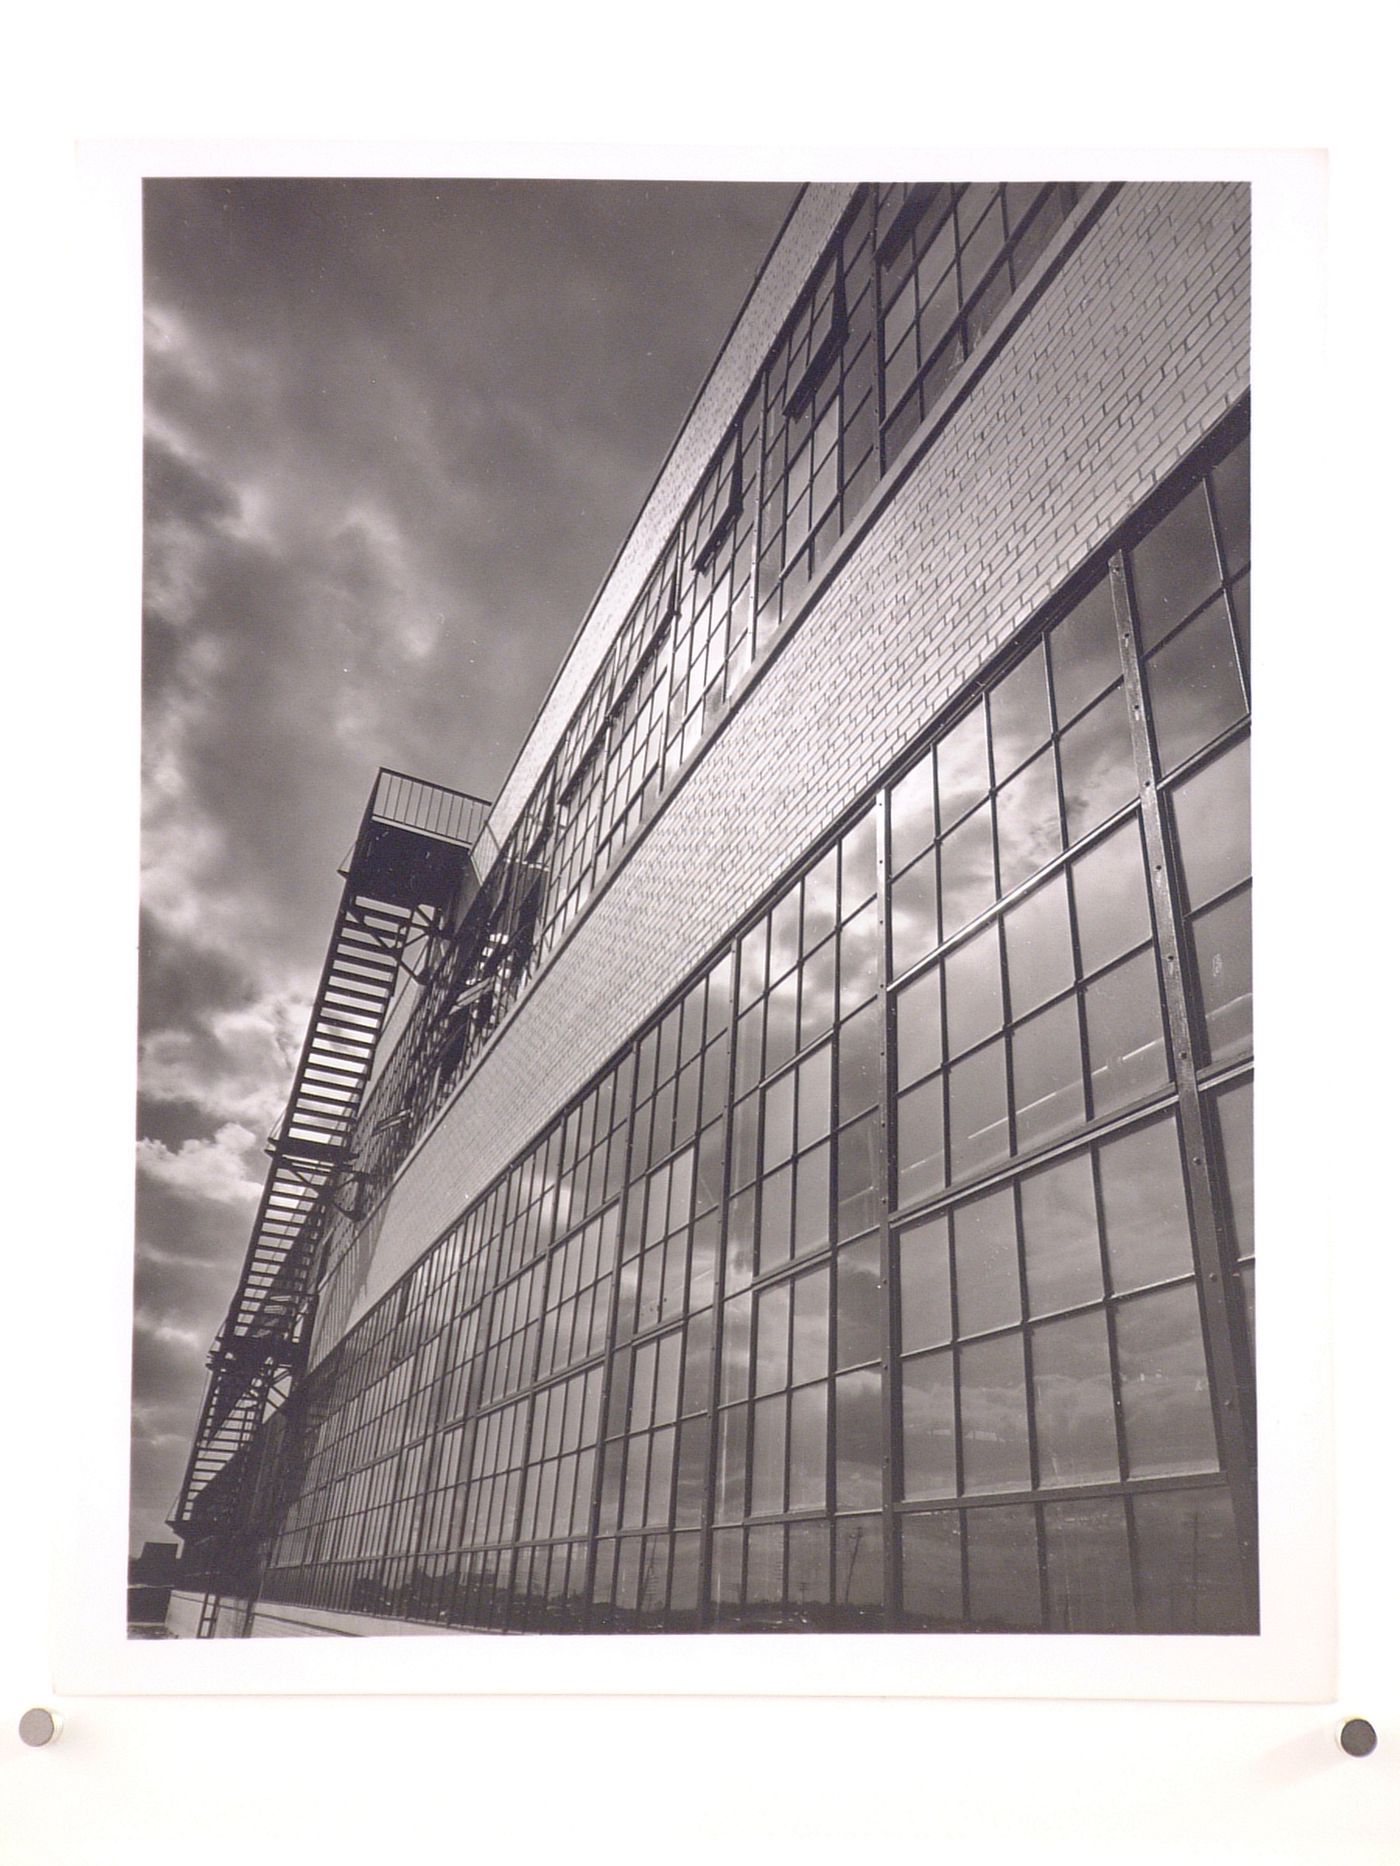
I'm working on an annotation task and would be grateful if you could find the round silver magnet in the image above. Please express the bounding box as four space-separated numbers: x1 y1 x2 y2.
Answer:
18 1707 64 1748
1336 1717 1379 1758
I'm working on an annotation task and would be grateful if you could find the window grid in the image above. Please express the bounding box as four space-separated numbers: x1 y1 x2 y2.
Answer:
876 182 1083 468
332 184 1096 1223
248 413 1251 1634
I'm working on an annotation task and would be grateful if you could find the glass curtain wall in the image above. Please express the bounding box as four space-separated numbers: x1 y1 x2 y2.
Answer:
249 412 1251 1635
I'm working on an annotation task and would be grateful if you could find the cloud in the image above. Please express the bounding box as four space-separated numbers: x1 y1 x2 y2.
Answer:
140 988 307 1124
130 176 796 1556
136 1121 267 1207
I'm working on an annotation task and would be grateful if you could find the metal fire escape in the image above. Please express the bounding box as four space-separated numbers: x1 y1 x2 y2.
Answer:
169 770 490 1552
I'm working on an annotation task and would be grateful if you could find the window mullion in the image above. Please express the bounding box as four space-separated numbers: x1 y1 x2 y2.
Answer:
1106 551 1257 1619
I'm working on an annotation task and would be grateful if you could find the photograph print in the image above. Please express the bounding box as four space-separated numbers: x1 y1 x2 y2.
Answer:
132 174 1254 1640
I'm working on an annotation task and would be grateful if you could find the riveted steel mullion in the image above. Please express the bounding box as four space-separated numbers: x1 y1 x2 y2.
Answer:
873 779 901 1627
1085 1138 1143 1634
579 1051 640 1627
1107 552 1257 1618
696 930 742 1628
992 739 1048 1629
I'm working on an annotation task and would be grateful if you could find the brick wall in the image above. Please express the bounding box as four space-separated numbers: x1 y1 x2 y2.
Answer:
320 179 1249 1352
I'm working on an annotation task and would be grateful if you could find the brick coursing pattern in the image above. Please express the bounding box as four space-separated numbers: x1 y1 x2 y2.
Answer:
317 180 1249 1355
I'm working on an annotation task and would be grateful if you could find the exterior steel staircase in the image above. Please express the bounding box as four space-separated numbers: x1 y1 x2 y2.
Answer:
169 770 489 1548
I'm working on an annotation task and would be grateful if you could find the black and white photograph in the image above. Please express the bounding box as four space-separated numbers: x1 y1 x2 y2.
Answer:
130 173 1259 1643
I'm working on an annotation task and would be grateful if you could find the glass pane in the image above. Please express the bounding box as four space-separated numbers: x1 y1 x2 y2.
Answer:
1133 1488 1252 1633
738 923 767 1010
940 801 996 937
1146 599 1247 775
833 1369 884 1509
937 703 990 828
1213 1077 1254 1261
990 645 1053 780
788 1382 828 1512
1084 947 1168 1117
764 969 799 1076
948 1039 1009 1179
995 744 1063 893
1012 995 1085 1150
732 1091 760 1190
884 269 917 351
944 921 1004 1058
961 191 1006 294
720 1292 751 1406
833 1515 884 1624
1098 1115 1193 1292
803 848 839 953
890 755 936 873
1071 817 1151 976
792 1141 830 1256
734 1002 763 1099
1002 870 1074 1020
1031 1310 1120 1484
1191 887 1252 1065
714 1406 747 1522
1130 481 1221 651
1115 1285 1218 1478
762 1070 795 1173
758 1165 793 1276
898 1213 951 1351
796 1043 832 1151
751 1393 787 1514
953 1186 1020 1336
1170 736 1250 910
710 1522 743 1609
897 1075 945 1206
959 1334 1031 1494
1059 684 1137 845
1014 186 1067 271
788 1519 831 1618
1043 1497 1135 1632
900 1512 963 1627
901 1349 956 1498
839 900 881 1012
799 936 837 1047
1050 576 1119 723
890 845 940 978
838 998 882 1122
1231 571 1250 666
791 1265 829 1385
836 1233 884 1370
754 1280 790 1397
895 964 943 1091
965 1504 1041 1630
1211 437 1249 575
1020 1151 1103 1317
836 1113 881 1240
841 809 878 916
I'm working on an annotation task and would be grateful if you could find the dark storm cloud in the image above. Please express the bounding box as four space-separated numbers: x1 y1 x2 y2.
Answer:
132 173 795 1550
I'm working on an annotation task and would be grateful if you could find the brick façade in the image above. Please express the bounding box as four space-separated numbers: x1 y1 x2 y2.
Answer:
313 179 1250 1359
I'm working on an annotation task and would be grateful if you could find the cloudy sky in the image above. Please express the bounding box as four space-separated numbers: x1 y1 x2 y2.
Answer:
134 174 795 1554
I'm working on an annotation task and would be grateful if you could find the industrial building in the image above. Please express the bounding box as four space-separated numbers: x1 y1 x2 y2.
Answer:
167 178 1253 1637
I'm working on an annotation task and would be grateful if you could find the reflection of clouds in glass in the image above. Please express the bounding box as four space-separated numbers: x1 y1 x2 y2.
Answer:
901 1349 955 1498
834 1369 883 1508
1059 684 1134 842
1031 1312 1119 1484
1098 1118 1192 1291
1116 1285 1218 1478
